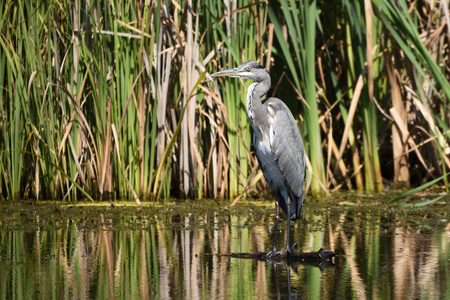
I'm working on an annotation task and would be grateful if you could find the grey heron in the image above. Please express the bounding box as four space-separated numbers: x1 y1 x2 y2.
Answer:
211 60 306 257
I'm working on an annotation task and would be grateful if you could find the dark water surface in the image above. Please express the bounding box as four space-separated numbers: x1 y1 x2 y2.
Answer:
0 195 449 299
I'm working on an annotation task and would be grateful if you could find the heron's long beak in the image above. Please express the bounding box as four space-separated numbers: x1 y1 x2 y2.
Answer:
210 67 242 78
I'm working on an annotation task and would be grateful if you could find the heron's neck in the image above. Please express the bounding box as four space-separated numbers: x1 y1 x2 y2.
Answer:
246 78 270 129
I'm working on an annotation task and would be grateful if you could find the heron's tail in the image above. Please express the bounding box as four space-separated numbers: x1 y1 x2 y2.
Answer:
276 190 304 221
289 190 304 221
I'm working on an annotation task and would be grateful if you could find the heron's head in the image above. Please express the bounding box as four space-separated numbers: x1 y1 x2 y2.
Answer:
210 60 269 82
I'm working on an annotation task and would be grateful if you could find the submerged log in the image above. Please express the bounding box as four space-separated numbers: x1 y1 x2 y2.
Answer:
226 245 335 270
230 248 334 261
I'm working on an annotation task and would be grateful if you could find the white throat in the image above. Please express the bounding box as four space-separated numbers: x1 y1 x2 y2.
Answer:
246 82 259 129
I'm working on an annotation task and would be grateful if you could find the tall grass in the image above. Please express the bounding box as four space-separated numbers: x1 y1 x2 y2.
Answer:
208 1 272 199
0 0 448 201
372 0 450 189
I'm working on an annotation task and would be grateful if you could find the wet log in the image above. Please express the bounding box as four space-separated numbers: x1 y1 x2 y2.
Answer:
225 245 335 270
229 247 335 262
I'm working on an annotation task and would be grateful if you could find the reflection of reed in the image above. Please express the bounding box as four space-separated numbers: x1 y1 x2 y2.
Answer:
336 214 367 300
156 216 170 299
252 226 269 299
394 225 441 300
140 230 149 300
182 216 192 298
218 214 231 299
417 234 439 299
393 226 416 299
209 215 219 299
69 229 91 299
182 215 205 299
101 214 115 299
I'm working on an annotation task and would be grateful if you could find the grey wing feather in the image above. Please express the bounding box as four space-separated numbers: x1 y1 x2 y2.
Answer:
265 99 306 198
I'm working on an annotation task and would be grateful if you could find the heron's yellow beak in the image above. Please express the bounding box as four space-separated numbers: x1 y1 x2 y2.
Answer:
210 67 242 78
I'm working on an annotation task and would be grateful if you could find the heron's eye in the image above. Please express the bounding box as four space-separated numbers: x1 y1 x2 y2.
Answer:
246 67 251 71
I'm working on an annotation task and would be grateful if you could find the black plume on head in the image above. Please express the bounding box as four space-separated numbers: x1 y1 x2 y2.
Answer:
241 60 265 70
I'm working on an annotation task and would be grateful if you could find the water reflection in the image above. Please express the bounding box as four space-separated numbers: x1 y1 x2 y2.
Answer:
0 201 449 299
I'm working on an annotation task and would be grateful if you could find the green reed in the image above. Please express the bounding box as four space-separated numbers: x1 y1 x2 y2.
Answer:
373 0 450 191
343 0 383 191
207 0 270 199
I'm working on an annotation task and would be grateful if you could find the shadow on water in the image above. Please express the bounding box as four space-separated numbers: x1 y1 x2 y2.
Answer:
0 194 449 299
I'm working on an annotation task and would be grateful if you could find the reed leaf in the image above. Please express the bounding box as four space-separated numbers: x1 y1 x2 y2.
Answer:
390 171 450 203
391 195 444 208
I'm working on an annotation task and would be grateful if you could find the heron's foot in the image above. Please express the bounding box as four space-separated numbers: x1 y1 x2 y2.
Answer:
265 247 291 260
261 249 274 258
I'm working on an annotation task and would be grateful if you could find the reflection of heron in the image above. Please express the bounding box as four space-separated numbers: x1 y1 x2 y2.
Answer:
211 60 306 257
273 261 293 298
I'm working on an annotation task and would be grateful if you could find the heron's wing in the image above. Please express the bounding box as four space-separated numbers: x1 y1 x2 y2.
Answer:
265 98 306 198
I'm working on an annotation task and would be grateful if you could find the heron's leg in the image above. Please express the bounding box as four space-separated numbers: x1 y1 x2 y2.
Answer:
272 202 280 252
284 198 291 253
275 197 291 256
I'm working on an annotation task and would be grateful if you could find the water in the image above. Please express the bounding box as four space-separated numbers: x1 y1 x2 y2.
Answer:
0 196 449 299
